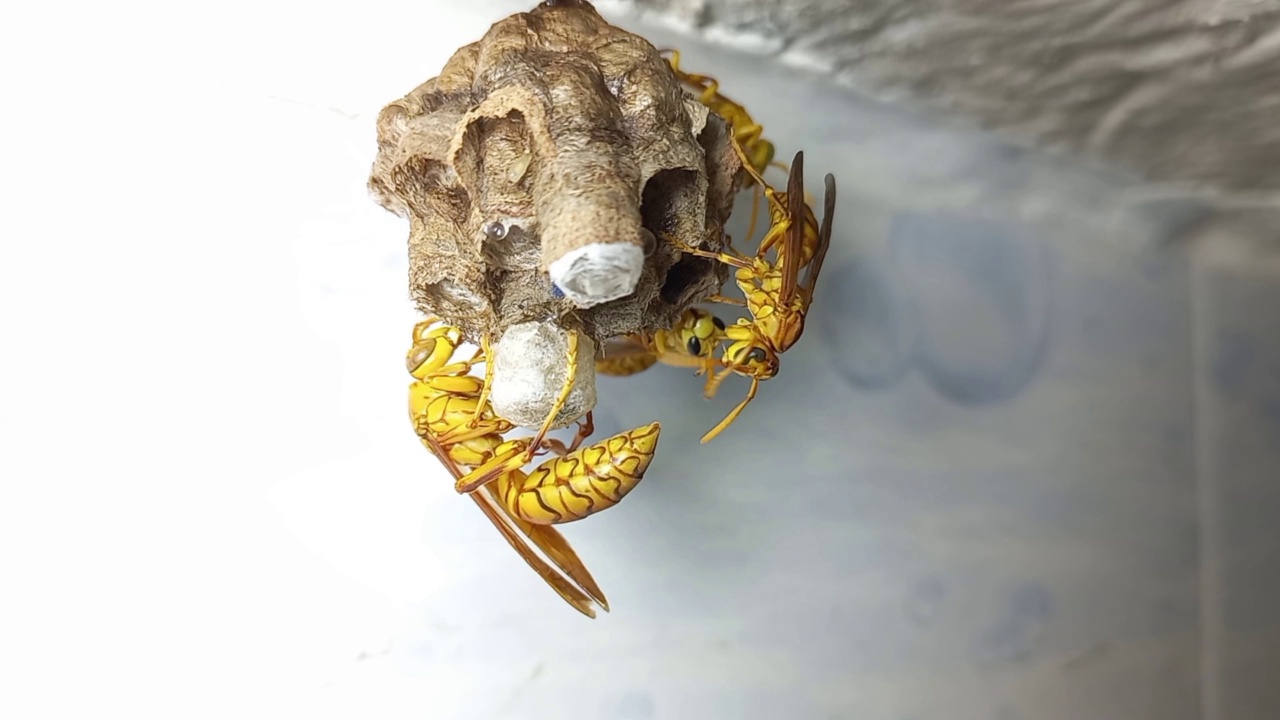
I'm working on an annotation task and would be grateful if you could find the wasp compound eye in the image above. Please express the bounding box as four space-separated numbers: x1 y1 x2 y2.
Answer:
712 315 726 331
685 336 702 356
747 347 767 363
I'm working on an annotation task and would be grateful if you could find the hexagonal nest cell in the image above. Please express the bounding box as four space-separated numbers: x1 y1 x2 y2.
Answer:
368 0 741 349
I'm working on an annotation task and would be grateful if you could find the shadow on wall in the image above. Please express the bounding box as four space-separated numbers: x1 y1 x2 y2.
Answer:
819 212 1054 405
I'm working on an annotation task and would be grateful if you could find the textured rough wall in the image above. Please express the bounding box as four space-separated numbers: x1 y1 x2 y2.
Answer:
609 0 1280 199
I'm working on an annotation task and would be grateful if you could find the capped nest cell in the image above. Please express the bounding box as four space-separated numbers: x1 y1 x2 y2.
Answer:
368 0 740 357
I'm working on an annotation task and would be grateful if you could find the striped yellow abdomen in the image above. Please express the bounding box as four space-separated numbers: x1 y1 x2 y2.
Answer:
502 422 661 525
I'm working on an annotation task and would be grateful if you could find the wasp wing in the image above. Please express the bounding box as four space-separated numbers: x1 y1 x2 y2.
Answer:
801 172 837 305
780 151 806 306
418 429 605 617
596 336 660 376
472 487 604 617
492 494 609 612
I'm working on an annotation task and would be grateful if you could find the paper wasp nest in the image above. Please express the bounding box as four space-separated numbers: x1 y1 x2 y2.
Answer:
369 0 738 346
368 0 739 427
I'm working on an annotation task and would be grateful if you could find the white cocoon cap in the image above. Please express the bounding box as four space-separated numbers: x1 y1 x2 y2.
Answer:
547 242 644 308
489 320 597 430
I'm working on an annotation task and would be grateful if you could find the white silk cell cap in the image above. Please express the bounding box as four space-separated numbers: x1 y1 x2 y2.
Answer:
546 242 645 308
489 320 597 430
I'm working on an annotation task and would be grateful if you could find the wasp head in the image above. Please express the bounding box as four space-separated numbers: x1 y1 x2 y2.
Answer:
677 308 728 359
722 325 779 381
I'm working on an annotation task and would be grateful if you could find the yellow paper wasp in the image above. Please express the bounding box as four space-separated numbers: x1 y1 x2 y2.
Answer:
596 307 729 378
600 51 837 442
406 319 661 617
669 151 837 443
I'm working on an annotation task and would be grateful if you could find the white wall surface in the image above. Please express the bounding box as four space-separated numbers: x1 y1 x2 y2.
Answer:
2 2 1277 719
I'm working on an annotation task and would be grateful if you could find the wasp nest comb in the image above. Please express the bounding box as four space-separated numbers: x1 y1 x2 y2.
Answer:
368 0 740 428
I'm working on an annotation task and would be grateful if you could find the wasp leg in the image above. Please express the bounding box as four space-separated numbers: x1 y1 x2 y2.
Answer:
567 411 594 453
700 377 758 444
523 330 580 464
663 234 754 271
660 48 683 71
704 293 747 307
538 411 595 456
452 442 530 495
539 438 573 456
467 333 495 429
698 78 720 106
452 331 582 493
422 373 484 396
733 123 767 168
727 131 787 218
701 360 734 400
718 237 753 262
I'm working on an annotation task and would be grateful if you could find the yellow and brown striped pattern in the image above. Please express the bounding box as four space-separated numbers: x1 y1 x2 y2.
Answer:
403 317 664 617
502 422 661 525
